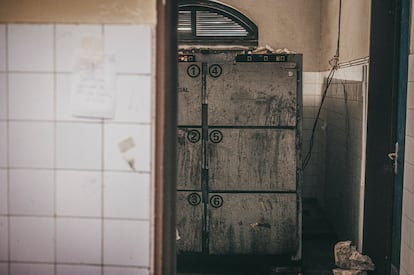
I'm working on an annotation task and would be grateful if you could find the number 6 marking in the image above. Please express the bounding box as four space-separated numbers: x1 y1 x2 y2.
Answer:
210 195 223 208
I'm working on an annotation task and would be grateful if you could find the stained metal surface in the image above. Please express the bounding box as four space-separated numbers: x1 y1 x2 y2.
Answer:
177 191 203 253
178 62 202 125
208 129 296 191
177 128 202 190
207 63 297 126
208 193 297 254
177 54 302 257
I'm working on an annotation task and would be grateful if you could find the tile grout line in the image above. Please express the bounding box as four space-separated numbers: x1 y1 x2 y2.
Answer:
0 213 150 222
5 23 11 275
53 23 58 275
101 24 105 275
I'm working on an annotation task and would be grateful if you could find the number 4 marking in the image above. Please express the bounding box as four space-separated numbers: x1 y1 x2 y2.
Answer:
209 64 222 78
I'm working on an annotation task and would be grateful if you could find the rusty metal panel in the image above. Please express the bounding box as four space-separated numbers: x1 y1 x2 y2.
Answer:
207 63 297 126
178 62 202 125
176 191 203 254
208 129 296 191
208 193 298 255
177 128 202 190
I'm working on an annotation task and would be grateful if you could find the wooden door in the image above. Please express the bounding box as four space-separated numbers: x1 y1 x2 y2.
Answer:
363 2 403 274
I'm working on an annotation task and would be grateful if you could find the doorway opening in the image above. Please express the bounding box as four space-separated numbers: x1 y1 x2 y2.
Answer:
153 0 409 274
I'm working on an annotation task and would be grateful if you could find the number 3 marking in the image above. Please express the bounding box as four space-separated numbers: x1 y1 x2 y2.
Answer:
188 193 201 206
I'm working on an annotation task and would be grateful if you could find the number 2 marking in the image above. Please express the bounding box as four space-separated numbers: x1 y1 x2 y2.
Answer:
187 130 201 143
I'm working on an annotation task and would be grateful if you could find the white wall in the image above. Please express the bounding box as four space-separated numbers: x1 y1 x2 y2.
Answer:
0 24 153 275
322 65 367 247
221 0 322 72
301 73 325 200
399 4 414 273
400 54 414 275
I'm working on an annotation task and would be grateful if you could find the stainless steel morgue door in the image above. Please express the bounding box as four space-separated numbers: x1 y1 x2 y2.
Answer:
176 55 302 257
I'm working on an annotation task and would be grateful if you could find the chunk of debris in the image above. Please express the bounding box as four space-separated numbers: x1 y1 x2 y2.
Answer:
335 241 354 268
334 241 375 271
349 250 375 271
333 268 367 275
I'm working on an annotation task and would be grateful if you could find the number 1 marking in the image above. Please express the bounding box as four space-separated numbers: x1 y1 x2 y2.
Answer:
187 64 200 78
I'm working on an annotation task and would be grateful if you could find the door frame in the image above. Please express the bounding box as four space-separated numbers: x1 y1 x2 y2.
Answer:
363 0 408 274
154 0 411 274
153 0 178 274
391 0 410 270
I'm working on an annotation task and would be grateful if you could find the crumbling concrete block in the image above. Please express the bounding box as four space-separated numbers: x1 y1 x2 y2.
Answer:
333 268 367 275
335 241 353 268
349 250 375 271
334 241 375 271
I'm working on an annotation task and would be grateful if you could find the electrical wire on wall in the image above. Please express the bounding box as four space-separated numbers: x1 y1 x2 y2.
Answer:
302 0 342 169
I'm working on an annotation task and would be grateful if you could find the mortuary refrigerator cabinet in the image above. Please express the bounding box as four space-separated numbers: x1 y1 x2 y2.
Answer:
176 52 303 260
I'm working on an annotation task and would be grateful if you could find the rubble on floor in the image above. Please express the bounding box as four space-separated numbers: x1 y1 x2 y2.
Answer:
332 268 367 275
333 241 375 274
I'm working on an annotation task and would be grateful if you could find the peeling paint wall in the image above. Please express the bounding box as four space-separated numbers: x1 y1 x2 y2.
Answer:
221 0 322 72
0 0 156 25
320 0 371 70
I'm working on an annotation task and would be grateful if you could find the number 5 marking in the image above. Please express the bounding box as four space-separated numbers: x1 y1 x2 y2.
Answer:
209 130 223 143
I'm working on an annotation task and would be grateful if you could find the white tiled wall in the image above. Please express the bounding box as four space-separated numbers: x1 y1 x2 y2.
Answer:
10 263 54 275
0 24 152 275
301 72 325 201
322 65 367 245
400 54 414 275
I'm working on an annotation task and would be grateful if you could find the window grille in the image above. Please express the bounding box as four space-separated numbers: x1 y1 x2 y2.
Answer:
178 0 258 46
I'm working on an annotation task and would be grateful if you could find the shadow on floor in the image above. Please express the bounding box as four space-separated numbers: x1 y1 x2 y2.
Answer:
301 198 337 275
177 198 337 275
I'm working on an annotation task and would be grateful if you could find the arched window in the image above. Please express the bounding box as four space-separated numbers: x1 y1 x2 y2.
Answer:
178 0 258 46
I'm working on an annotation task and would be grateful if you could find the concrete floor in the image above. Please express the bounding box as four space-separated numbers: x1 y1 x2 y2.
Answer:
301 198 337 275
177 199 337 275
